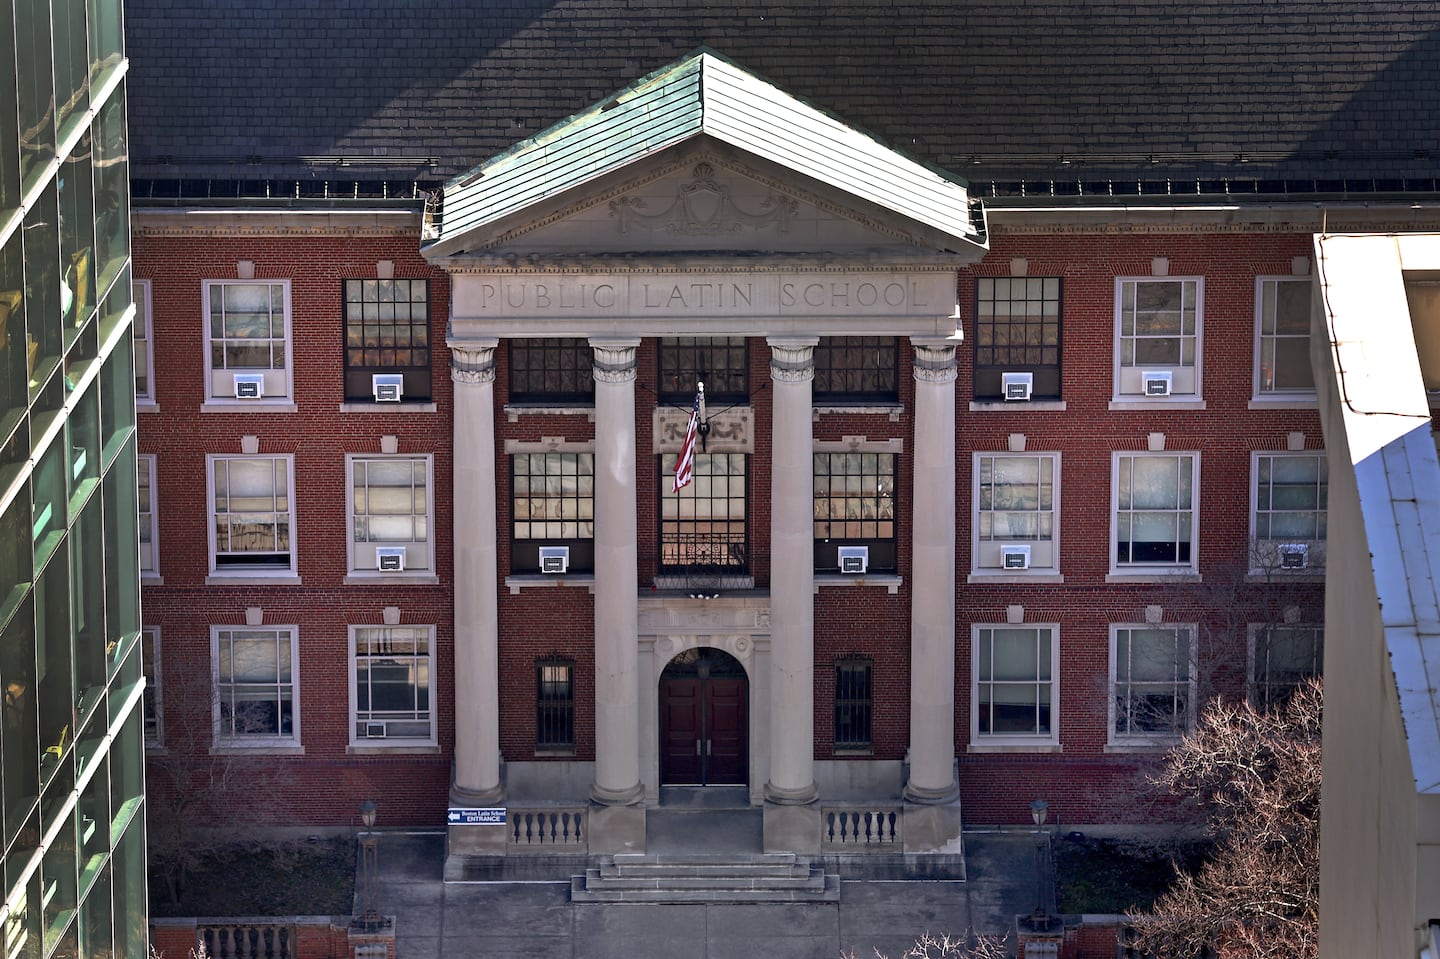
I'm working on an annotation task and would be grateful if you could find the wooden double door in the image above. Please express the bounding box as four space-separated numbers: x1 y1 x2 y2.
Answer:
659 648 748 786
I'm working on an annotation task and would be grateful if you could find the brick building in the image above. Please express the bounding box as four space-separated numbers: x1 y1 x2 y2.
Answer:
122 2 1440 869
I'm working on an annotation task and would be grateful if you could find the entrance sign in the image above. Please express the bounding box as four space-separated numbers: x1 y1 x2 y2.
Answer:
447 807 506 825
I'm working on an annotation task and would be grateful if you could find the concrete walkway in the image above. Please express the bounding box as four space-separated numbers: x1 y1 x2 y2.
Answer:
370 827 1037 959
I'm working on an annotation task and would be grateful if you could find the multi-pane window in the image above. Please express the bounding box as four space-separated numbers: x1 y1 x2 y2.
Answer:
137 454 157 575
536 658 575 751
1251 452 1327 572
973 453 1058 572
349 455 432 573
209 455 295 574
973 625 1058 744
974 277 1062 400
833 657 873 751
1112 453 1198 570
1110 625 1195 743
204 280 291 401
511 452 595 573
813 337 898 402
133 278 154 404
1250 625 1323 711
509 338 594 403
343 278 432 402
1254 278 1315 397
1114 278 1202 397
659 453 747 569
213 626 298 745
142 627 162 748
813 452 896 572
351 626 434 744
659 336 747 403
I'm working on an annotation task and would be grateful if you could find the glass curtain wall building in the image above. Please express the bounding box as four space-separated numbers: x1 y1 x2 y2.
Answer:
1 1 147 957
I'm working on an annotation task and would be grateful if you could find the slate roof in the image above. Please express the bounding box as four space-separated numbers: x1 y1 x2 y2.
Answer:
433 50 980 252
124 0 1440 196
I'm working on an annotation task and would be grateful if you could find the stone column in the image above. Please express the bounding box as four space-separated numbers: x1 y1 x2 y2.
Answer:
905 337 961 806
449 339 503 806
764 337 820 809
589 338 645 809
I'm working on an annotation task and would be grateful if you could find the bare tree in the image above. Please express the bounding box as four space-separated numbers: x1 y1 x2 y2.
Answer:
1126 679 1321 959
842 932 1010 959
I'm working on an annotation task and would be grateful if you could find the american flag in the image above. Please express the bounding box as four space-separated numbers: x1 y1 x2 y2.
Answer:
672 386 702 493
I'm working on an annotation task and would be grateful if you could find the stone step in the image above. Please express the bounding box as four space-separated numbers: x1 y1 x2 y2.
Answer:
570 871 840 904
600 853 806 879
570 854 841 903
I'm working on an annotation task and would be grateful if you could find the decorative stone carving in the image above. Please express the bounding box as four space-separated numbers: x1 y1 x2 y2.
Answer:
610 162 799 237
911 340 958 385
768 338 817 384
590 340 639 384
653 406 753 454
450 343 497 384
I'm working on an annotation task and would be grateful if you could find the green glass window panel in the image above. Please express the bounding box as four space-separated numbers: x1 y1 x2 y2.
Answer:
1 233 29 448
76 753 109 899
59 132 96 345
110 804 146 959
3 868 44 959
42 829 79 952
0 0 17 213
1 597 41 848
35 547 74 791
100 333 136 468
52 0 90 142
87 0 125 85
16 0 56 191
79 860 112 959
102 443 140 653
23 182 63 397
67 377 101 513
70 493 105 726
91 90 128 301
32 435 66 567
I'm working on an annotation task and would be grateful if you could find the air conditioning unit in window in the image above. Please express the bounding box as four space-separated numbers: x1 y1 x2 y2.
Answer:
1141 370 1173 397
1278 544 1309 570
233 373 265 399
838 545 869 574
376 546 407 572
1000 544 1032 570
1002 371 1034 402
539 545 570 574
372 373 403 402
364 722 387 739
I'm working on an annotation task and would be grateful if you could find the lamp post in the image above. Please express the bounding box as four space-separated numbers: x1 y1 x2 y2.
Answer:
1029 798 1053 928
356 799 384 931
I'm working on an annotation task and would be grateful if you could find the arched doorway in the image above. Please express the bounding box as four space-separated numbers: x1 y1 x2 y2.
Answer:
659 647 748 786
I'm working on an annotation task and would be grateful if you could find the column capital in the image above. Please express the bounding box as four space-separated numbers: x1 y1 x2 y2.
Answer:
767 336 819 384
590 337 641 384
448 338 499 385
910 336 959 385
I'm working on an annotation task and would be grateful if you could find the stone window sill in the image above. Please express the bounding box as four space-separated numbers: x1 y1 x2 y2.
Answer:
343 574 441 586
206 574 303 586
338 402 438 413
813 574 901 595
200 401 298 414
505 573 596 594
968 400 1068 413
1107 399 1207 412
966 571 1064 585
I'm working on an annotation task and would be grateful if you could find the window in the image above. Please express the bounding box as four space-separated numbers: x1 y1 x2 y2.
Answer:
508 338 593 403
1110 625 1195 744
974 277 1061 400
348 455 433 574
1254 278 1315 398
1114 278 1202 398
213 626 298 746
1250 625 1323 711
813 452 896 572
208 455 295 575
351 626 434 745
972 625 1059 745
535 658 574 751
659 453 747 570
972 453 1059 573
203 280 291 402
1112 453 1198 572
344 278 431 402
1251 452 1327 573
142 627 162 748
512 451 594 574
813 337 898 402
133 279 154 404
137 454 157 576
833 656 873 752
659 336 747 403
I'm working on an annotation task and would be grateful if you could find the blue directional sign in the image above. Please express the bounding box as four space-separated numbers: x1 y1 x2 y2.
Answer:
447 807 506 825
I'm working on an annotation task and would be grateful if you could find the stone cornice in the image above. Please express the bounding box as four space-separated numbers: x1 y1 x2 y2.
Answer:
132 208 422 237
986 203 1440 236
431 255 966 274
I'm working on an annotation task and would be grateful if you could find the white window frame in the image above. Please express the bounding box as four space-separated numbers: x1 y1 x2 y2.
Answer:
970 624 1060 747
349 625 437 747
1247 624 1323 711
346 454 434 576
207 454 298 577
138 454 158 578
971 452 1060 576
212 625 300 748
142 627 162 749
133 278 155 407
202 279 293 403
1249 451 1327 574
1110 452 1200 577
1108 624 1196 746
1112 277 1204 401
1252 277 1317 402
